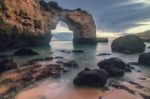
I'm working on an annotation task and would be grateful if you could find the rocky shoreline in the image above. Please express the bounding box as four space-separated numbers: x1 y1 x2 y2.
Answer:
0 55 79 99
1 56 149 99
0 34 150 99
0 0 150 98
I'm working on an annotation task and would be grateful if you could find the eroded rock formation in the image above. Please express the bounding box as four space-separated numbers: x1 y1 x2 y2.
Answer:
111 35 146 53
0 0 97 51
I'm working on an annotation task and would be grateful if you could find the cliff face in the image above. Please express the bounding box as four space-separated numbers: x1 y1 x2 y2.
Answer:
0 0 97 51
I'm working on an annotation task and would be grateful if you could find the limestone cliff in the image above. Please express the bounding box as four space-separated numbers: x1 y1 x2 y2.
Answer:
0 0 97 51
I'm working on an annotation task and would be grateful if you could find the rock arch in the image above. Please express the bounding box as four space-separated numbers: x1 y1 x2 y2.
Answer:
0 0 97 51
58 10 97 44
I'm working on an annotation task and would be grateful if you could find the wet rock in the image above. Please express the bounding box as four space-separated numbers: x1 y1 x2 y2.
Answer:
84 67 90 71
98 57 131 77
27 58 44 64
0 58 17 73
73 68 109 88
97 53 112 56
49 51 53 54
60 49 84 54
0 63 65 98
125 80 146 90
122 51 134 55
139 78 146 80
0 55 8 58
128 62 139 65
62 60 79 68
138 52 150 66
72 50 84 53
56 60 63 64
54 56 64 59
137 70 141 72
105 67 124 77
125 80 142 87
111 35 146 53
62 68 70 73
140 93 150 99
14 48 39 56
44 57 53 61
22 57 54 66
60 50 71 54
125 64 135 69
109 81 136 94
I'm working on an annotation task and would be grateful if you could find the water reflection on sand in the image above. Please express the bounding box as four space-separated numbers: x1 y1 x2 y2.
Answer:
1 41 150 99
15 79 145 99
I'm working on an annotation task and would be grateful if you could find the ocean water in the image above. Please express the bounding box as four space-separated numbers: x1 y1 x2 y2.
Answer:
1 39 150 99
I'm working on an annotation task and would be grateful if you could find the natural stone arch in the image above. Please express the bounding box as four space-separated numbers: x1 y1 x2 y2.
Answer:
51 9 97 44
51 21 73 41
59 10 97 44
0 0 97 51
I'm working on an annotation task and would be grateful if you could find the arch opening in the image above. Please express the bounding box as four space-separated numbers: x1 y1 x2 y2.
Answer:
51 21 73 41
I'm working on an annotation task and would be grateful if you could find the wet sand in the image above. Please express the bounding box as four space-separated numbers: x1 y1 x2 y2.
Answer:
15 79 149 99
14 64 150 99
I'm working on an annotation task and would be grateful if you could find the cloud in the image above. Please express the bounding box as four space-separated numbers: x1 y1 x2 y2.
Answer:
45 0 150 33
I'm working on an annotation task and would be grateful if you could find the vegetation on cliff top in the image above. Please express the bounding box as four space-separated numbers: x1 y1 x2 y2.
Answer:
39 0 63 11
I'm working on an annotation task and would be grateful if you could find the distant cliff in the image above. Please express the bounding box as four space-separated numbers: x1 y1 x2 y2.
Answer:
137 30 150 42
0 0 96 51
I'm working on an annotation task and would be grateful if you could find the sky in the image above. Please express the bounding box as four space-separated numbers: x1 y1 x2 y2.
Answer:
46 0 150 37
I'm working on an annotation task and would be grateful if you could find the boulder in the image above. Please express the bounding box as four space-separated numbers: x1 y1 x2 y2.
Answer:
60 50 84 54
98 57 131 77
60 50 71 54
97 53 112 56
73 68 109 87
104 67 124 77
72 50 84 53
54 56 64 59
128 62 139 66
14 48 39 56
44 57 53 61
138 52 150 66
111 35 146 53
62 60 79 68
21 57 54 66
0 58 17 73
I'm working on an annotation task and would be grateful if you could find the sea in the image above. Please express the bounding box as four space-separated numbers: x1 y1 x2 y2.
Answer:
1 39 150 99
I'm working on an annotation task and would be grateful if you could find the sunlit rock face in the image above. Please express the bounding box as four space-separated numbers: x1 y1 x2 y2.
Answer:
0 0 52 51
0 0 96 51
